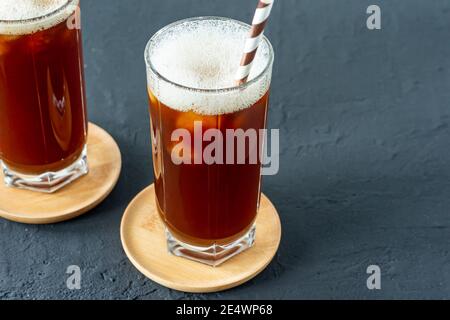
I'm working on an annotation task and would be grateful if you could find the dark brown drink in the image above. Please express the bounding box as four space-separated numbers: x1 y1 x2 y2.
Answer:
0 0 88 192
149 91 269 247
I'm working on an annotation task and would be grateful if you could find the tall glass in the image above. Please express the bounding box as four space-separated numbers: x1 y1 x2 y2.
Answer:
145 17 274 266
0 0 88 193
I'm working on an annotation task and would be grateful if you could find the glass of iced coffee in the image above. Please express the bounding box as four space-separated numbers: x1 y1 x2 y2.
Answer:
145 17 274 266
0 0 88 193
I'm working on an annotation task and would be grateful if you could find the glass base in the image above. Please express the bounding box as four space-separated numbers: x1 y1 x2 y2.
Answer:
166 224 256 267
2 146 89 194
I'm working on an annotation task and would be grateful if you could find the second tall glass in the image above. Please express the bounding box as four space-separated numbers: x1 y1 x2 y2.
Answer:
0 0 88 193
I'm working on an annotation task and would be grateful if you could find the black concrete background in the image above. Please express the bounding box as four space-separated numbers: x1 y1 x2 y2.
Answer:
1 0 450 299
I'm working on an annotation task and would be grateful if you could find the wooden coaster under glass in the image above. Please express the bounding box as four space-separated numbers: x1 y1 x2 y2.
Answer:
121 184 282 293
0 123 122 224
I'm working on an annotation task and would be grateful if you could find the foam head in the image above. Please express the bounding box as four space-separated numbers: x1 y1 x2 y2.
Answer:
145 17 273 115
0 0 78 35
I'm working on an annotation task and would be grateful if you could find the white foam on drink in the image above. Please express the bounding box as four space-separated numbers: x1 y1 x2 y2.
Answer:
146 18 273 115
0 0 78 35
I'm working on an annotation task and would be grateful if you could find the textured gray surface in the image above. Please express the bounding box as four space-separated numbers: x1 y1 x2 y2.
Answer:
1 0 450 300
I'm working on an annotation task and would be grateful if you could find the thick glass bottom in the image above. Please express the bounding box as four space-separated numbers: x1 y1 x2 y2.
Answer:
1 146 88 193
166 224 256 267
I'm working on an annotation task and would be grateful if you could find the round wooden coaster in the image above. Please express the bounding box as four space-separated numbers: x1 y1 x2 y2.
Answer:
0 123 122 224
121 185 282 293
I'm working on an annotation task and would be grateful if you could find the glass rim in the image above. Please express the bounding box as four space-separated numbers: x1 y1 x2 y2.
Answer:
144 16 275 94
0 0 77 24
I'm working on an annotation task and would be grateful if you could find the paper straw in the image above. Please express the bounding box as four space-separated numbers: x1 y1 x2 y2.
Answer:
235 0 275 85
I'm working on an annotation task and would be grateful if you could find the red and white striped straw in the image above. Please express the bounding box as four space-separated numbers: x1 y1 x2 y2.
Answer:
235 0 275 85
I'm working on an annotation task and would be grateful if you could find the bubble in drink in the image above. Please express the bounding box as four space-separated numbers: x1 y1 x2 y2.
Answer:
0 0 78 35
147 18 272 116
